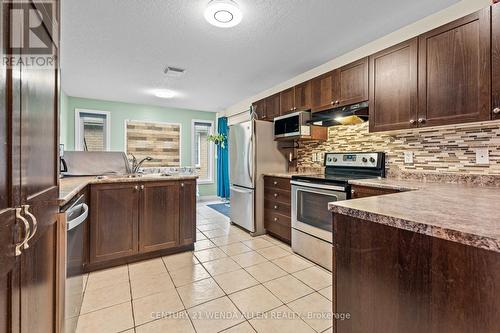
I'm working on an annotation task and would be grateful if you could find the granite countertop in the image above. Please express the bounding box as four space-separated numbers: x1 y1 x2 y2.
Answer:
59 174 198 207
328 178 500 253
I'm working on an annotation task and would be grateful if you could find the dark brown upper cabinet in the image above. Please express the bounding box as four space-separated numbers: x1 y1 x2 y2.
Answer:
280 87 295 115
493 2 500 120
252 98 267 121
265 93 281 120
418 8 491 127
280 81 313 115
369 38 419 132
311 71 335 112
334 57 369 107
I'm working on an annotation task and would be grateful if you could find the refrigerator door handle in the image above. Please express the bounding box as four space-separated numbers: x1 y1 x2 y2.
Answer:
230 185 252 193
246 136 253 185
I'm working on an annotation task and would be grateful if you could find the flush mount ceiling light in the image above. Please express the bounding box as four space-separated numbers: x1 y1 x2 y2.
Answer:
204 0 242 28
153 89 176 99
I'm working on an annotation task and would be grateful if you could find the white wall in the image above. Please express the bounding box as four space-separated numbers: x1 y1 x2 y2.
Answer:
223 0 491 118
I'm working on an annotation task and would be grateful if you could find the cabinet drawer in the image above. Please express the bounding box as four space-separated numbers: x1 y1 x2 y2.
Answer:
264 219 291 243
264 188 291 204
264 200 291 217
264 210 291 228
264 177 291 191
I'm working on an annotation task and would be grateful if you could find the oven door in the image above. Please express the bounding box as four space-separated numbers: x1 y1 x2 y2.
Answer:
291 181 347 242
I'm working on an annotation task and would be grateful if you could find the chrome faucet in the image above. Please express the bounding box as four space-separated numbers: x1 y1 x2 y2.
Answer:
130 154 153 173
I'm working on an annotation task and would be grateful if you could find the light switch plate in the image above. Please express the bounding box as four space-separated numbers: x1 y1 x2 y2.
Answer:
404 151 413 164
476 148 489 165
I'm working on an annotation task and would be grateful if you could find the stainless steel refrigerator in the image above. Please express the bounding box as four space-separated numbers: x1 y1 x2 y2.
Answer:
229 119 287 235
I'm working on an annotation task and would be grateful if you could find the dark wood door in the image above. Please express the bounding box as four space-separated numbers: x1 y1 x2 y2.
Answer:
311 71 335 112
90 183 139 263
294 80 312 111
280 87 295 115
418 8 491 127
252 99 267 121
139 181 179 253
369 38 419 132
493 2 500 120
179 180 196 246
333 57 369 107
265 93 281 120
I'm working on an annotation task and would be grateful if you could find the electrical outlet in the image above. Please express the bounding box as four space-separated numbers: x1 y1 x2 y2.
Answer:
404 151 414 164
476 148 489 165
311 153 317 162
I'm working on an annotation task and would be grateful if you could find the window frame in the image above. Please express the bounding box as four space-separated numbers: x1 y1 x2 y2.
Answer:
74 108 111 151
191 119 215 185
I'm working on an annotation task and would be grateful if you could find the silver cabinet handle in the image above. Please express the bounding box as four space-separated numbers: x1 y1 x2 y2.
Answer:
418 118 426 124
134 185 139 190
330 101 334 105
22 205 37 249
181 183 184 187
335 100 339 105
140 185 144 190
273 181 278 185
410 119 416 125
274 205 278 210
15 208 30 256
273 217 278 222
273 193 278 198
493 107 500 114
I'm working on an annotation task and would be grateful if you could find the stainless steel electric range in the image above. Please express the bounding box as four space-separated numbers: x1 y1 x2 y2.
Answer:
291 152 385 270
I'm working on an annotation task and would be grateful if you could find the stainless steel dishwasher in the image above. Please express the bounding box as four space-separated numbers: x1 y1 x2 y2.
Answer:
63 192 89 333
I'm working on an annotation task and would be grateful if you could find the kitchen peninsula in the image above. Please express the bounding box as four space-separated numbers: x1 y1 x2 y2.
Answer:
329 177 500 333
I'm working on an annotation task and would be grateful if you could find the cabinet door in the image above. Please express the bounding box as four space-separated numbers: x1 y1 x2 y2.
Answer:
252 99 267 121
493 3 500 120
418 8 491 127
311 71 335 112
334 57 369 107
280 87 295 115
139 182 179 253
179 181 196 246
294 80 312 111
265 93 281 120
369 38 419 132
90 184 139 263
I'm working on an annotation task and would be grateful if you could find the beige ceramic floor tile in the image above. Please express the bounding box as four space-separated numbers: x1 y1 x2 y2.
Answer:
130 273 175 299
203 228 230 238
187 296 245 333
321 327 333 333
293 266 332 291
244 261 288 283
272 254 314 273
132 289 185 326
194 247 228 263
129 258 167 280
197 223 224 232
202 257 240 276
76 302 134 333
176 278 224 308
135 310 195 333
221 321 256 332
85 265 128 291
163 251 199 271
80 281 131 314
213 269 259 294
231 251 268 268
242 238 274 250
229 285 283 319
211 235 245 246
219 242 253 256
288 292 333 332
256 245 291 260
248 305 315 333
194 239 216 251
318 286 333 302
169 264 211 287
264 275 314 303
197 232 208 240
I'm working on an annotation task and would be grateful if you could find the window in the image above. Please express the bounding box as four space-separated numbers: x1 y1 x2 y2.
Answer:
75 109 110 151
192 120 214 183
125 120 181 167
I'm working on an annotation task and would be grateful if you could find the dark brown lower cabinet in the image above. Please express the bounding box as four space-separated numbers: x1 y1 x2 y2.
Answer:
350 185 400 199
333 214 500 333
89 180 196 269
263 176 292 244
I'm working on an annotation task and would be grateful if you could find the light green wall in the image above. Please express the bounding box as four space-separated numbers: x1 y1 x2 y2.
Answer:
60 95 217 196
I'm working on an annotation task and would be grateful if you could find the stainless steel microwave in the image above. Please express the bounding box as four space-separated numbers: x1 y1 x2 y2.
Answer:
273 111 311 138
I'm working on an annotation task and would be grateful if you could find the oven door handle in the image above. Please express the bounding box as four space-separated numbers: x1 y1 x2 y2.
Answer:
290 180 346 192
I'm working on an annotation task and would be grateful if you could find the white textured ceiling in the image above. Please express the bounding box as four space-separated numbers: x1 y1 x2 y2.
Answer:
61 0 459 112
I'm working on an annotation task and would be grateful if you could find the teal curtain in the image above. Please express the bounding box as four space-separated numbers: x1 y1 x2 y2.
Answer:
217 117 230 199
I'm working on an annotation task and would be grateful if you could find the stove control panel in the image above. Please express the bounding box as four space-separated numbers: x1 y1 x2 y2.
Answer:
324 152 381 168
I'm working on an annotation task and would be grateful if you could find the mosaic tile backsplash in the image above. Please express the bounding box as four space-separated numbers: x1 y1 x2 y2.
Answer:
296 121 500 176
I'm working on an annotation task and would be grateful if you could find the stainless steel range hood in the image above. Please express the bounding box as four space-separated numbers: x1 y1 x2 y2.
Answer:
308 101 369 127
